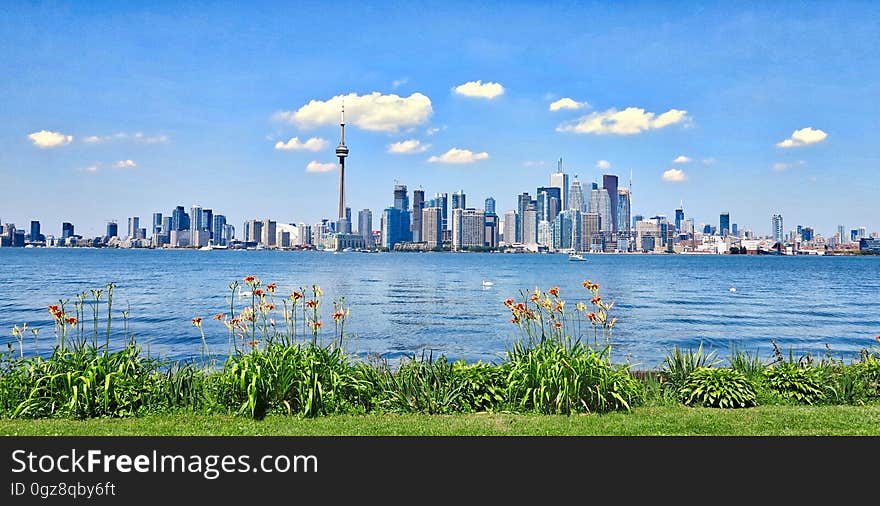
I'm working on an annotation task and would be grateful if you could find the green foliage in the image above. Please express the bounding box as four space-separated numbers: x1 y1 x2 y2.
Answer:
661 343 719 392
363 353 477 414
728 345 766 382
213 344 369 419
678 367 757 408
831 353 880 405
763 362 834 405
505 337 642 414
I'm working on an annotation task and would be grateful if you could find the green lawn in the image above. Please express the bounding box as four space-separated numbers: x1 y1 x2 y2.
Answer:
3 405 880 436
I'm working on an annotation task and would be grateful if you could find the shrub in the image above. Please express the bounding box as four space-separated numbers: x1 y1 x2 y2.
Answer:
763 362 833 405
364 353 474 414
831 353 880 405
678 367 757 408
660 343 719 393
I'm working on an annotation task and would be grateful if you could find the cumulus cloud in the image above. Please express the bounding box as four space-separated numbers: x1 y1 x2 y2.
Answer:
776 127 828 148
662 168 687 182
274 136 328 151
428 148 489 164
672 155 692 164
113 159 137 168
28 130 73 148
549 98 588 111
387 139 430 154
452 80 505 99
596 160 611 170
277 92 433 133
306 160 335 173
556 107 690 135
83 132 168 144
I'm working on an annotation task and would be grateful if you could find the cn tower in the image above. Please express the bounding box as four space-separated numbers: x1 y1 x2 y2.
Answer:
335 105 350 234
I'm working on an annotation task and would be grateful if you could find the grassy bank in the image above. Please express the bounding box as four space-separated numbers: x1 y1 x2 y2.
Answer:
3 405 880 436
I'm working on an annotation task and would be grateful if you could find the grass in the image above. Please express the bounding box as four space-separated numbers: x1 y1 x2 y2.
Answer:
3 404 880 436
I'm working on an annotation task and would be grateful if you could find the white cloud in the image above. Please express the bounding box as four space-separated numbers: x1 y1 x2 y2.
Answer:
522 160 546 167
672 155 692 164
662 168 687 182
596 160 611 170
113 159 137 168
84 165 100 172
702 157 716 165
452 80 505 99
277 92 433 133
274 136 328 151
425 126 444 136
549 97 588 111
83 132 168 144
306 160 335 173
556 107 690 135
428 148 489 164
776 127 828 148
387 139 430 154
392 78 408 89
772 160 806 172
28 130 73 148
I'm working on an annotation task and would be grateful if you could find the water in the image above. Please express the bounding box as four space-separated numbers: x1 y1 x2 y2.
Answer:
2 248 879 368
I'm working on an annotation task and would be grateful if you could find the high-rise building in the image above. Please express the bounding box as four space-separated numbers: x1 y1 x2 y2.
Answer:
358 209 373 247
536 186 562 222
106 221 118 239
411 189 424 243
336 106 350 235
202 209 213 238
516 192 532 243
617 188 632 236
161 217 172 236
568 177 586 212
435 192 449 230
297 223 312 246
190 205 203 236
801 227 814 242
537 220 552 247
213 215 227 246
549 158 569 212
246 219 263 243
127 217 140 239
381 207 411 249
484 197 496 215
393 184 409 211
589 188 612 233
720 212 730 237
172 206 189 231
858 226 867 239
674 206 684 232
62 222 75 239
262 219 277 247
851 229 860 242
223 223 235 245
837 225 847 245
451 208 485 250
451 190 466 211
422 207 443 248
485 213 499 248
732 223 739 237
29 220 41 242
502 210 518 245
521 208 538 246
152 213 163 238
772 214 784 243
583 212 601 250
602 174 619 232
552 209 581 251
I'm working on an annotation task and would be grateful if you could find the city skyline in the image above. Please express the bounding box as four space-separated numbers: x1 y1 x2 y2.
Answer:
2 2 879 237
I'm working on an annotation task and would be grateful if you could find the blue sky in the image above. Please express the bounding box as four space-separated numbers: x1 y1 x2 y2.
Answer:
1 0 878 238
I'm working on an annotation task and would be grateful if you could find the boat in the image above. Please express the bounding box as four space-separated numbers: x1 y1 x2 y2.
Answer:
481 280 494 287
568 253 587 261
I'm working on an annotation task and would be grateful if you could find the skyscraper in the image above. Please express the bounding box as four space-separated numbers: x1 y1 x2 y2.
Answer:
202 209 213 238
161 217 172 236
62 222 74 239
190 205 203 236
772 214 784 243
246 219 263 243
517 192 532 243
212 215 226 246
29 220 40 242
393 184 409 211
128 217 140 239
172 206 189 231
152 213 163 238
674 205 684 232
720 212 730 237
617 188 632 235
602 174 619 232
262 219 277 247
549 158 569 212
451 208 485 250
837 224 847 245
485 213 499 248
451 190 466 211
106 220 118 239
422 207 443 248
411 189 424 243
521 208 538 246
359 209 373 247
568 177 586 212
435 192 448 230
484 197 496 215
381 207 410 249
336 106 350 235
503 210 518 245
589 188 612 232
536 186 562 222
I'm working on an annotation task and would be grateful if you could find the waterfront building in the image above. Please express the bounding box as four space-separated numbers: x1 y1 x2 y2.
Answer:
617 188 631 236
732 223 739 237
394 184 409 212
451 190 466 211
29 220 41 242
502 210 518 246
583 212 601 251
106 221 118 239
858 226 867 239
381 207 410 249
62 222 74 239
435 192 448 230
192 229 210 247
484 197 496 215
674 206 684 232
169 229 190 248
772 214 784 243
552 209 582 251
152 213 162 238
485 213 499 248
128 217 140 239
602 174 619 232
212 215 227 245
298 223 312 246
261 219 277 247
536 186 562 222
589 188 612 233
720 212 730 237
549 158 569 211
521 208 538 246
411 189 424 243
358 209 373 247
246 219 263 243
421 207 443 248
222 223 235 245
190 205 203 236
636 219 661 252
172 206 189 231
451 208 485 250
568 177 586 212
537 220 552 247
516 192 533 243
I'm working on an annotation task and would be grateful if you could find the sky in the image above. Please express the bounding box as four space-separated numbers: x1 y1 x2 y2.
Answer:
1 0 878 238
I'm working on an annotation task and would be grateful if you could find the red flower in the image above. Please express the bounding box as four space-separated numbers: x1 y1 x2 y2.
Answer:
253 288 264 297
582 280 592 287
306 300 318 308
243 275 257 283
248 340 259 347
265 304 276 311
591 296 602 305
292 291 304 301
332 311 345 321
213 313 224 321
587 312 598 324
311 321 323 329
191 317 203 327
553 321 563 328
529 294 540 303
266 283 277 293
65 317 78 326
548 287 560 296
553 302 564 312
510 317 519 324
503 298 515 307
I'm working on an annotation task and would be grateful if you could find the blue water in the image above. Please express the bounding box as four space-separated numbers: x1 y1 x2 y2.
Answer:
1 248 878 368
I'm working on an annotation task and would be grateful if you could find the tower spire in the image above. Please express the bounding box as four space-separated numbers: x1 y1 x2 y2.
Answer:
335 103 350 234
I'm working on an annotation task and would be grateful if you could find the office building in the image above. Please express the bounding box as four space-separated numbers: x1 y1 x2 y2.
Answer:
521 208 538 246
549 158 569 211
190 205 203 235
485 213 499 248
29 220 41 242
435 192 449 230
484 197 496 215
381 207 411 249
422 207 443 248
261 219 277 247
106 221 118 239
502 210 518 245
172 206 189 231
516 192 532 243
411 189 424 243
602 174 619 232
212 215 227 245
536 186 562 222
772 214 784 243
569 177 586 212
128 217 140 239
589 188 612 233
617 188 632 235
358 209 373 247
720 212 730 237
62 222 75 239
451 208 485 250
